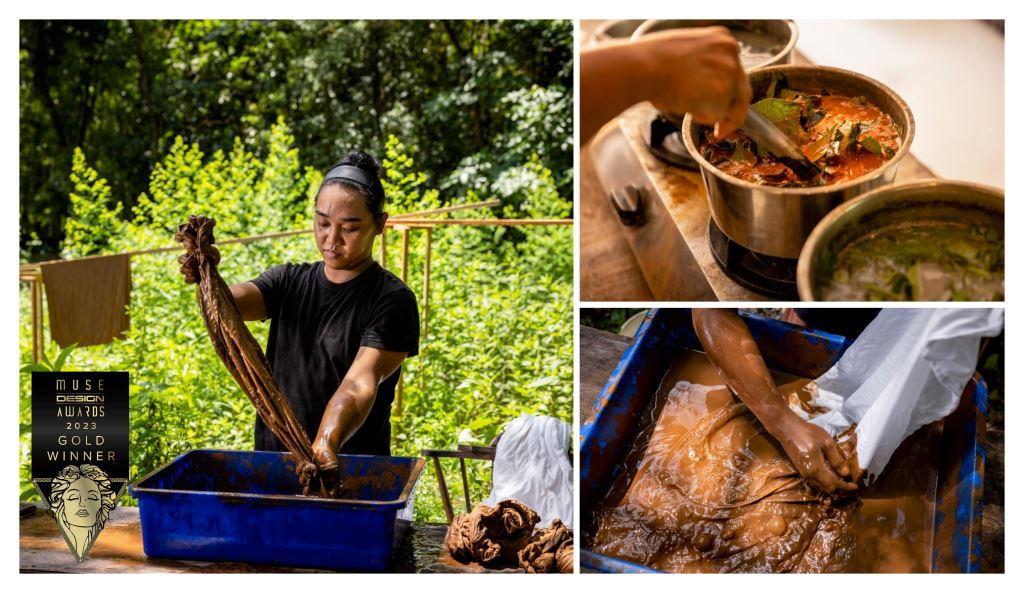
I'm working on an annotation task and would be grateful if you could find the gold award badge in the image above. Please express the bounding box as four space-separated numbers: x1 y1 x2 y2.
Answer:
32 372 129 561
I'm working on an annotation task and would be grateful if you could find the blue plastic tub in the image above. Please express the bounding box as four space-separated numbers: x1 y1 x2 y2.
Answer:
580 309 986 573
129 449 424 571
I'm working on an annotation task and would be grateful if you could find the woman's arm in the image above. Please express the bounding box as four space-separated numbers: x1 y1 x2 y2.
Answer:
229 282 268 321
310 346 409 468
580 27 751 144
692 309 857 493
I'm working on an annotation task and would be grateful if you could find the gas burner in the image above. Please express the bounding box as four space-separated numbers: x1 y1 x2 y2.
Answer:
645 114 701 171
708 219 799 300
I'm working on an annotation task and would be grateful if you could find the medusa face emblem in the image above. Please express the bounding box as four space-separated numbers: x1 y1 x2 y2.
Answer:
48 464 118 561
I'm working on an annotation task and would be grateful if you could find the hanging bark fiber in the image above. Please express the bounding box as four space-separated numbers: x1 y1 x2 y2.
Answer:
176 215 339 498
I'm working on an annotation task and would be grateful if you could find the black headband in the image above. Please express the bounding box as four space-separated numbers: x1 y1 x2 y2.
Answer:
323 165 384 201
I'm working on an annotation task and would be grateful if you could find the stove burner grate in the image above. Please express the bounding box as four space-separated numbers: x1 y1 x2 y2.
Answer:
645 114 701 171
707 219 799 300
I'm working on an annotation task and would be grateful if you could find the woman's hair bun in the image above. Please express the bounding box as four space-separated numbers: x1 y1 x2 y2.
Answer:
335 150 381 176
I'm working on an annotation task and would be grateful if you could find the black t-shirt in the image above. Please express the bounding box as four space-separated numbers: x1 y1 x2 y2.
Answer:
250 261 419 456
794 308 880 341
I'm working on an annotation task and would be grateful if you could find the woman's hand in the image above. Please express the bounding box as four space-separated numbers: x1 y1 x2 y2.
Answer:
580 26 752 143
299 446 340 497
632 27 752 138
313 445 338 472
775 415 858 494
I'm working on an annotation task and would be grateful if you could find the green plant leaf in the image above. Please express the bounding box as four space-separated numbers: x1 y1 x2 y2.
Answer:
765 71 787 99
839 122 861 154
751 98 803 142
730 142 757 164
860 135 883 156
805 123 839 162
53 343 77 372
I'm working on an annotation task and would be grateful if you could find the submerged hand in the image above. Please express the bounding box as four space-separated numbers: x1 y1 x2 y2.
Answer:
777 416 858 494
297 447 341 497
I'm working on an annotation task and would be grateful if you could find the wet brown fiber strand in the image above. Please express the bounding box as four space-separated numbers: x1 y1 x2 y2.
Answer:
175 215 338 497
590 388 859 573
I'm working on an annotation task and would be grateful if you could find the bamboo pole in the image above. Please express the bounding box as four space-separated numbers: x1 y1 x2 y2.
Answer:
395 226 411 416
386 218 573 226
419 228 432 390
18 210 568 365
18 216 570 274
30 279 41 363
400 227 410 283
389 198 500 219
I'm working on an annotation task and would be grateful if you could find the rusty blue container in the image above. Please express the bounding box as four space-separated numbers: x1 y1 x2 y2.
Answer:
580 309 986 573
129 449 424 571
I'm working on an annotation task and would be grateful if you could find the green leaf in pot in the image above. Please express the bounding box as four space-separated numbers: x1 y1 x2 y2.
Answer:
859 134 883 155
886 271 912 298
751 97 803 142
765 71 788 99
804 122 839 162
730 142 757 164
839 122 862 154
779 88 802 101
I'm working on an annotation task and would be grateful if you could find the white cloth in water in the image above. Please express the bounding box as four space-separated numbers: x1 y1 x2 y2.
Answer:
482 413 574 529
806 308 1002 483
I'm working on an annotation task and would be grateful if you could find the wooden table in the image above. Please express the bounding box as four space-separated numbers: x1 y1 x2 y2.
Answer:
579 325 632 426
19 503 487 573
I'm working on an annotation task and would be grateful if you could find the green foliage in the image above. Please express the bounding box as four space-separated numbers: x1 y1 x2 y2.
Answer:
580 309 647 334
63 149 124 258
18 124 572 523
20 20 572 257
20 343 77 373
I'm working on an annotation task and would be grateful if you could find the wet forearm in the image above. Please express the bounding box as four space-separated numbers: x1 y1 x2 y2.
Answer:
692 309 800 437
313 378 376 458
580 40 660 143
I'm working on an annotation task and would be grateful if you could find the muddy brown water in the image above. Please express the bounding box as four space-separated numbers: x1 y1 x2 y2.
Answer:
586 348 936 573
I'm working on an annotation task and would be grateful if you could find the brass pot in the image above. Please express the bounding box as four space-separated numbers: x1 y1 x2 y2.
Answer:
682 65 915 258
796 179 1004 301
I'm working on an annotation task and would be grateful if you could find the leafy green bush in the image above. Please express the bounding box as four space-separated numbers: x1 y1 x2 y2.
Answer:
18 122 571 522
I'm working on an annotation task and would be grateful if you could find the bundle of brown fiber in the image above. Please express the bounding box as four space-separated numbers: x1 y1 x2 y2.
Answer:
445 499 574 573
518 518 574 573
445 499 539 567
175 215 338 498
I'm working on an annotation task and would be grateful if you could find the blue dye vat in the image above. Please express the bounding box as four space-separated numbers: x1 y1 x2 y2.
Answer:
129 449 424 571
581 308 985 573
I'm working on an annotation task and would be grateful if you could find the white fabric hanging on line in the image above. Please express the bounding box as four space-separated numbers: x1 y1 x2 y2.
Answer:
805 308 1002 483
482 413 574 529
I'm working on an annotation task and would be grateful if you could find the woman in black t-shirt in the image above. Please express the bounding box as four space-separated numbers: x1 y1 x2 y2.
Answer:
226 151 419 476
